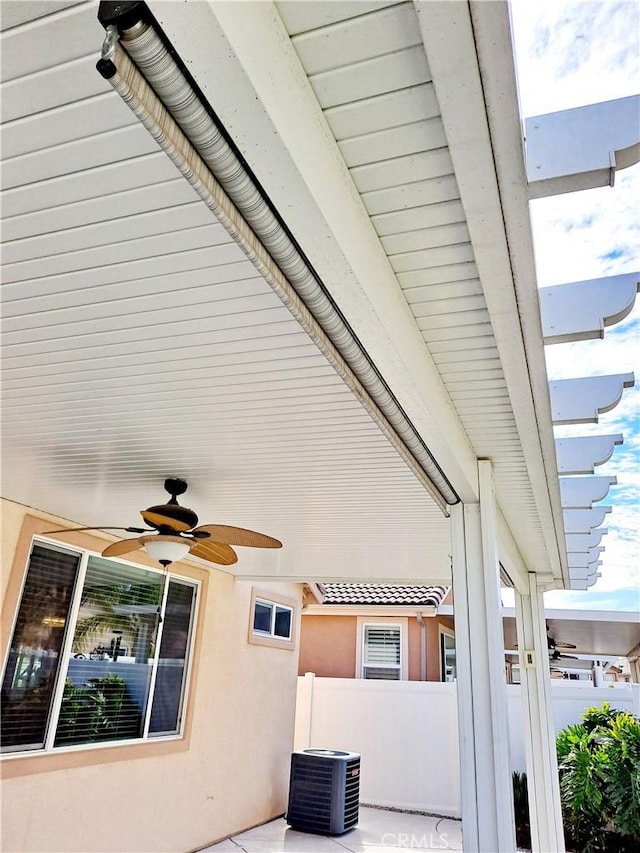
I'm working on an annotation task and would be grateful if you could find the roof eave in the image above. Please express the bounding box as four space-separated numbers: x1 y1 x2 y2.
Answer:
303 604 439 617
415 0 568 586
471 1 569 588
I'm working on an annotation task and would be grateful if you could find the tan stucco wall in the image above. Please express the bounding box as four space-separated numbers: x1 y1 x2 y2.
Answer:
298 614 357 677
1 500 301 853
1 499 29 600
408 617 421 681
298 612 455 682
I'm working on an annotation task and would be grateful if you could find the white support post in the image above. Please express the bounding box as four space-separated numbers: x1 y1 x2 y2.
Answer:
515 575 566 852
450 460 516 852
293 671 315 750
593 662 605 688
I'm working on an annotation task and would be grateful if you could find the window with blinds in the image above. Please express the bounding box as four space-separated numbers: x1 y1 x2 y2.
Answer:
362 624 401 680
1 544 80 752
1 541 198 755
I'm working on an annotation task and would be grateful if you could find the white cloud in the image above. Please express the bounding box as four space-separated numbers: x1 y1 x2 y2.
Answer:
529 166 639 287
510 0 640 115
545 319 639 383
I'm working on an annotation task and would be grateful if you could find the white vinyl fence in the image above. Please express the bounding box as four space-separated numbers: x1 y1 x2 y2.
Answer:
294 674 640 818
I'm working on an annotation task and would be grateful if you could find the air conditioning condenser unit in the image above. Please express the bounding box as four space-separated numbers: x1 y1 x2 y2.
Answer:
286 748 360 835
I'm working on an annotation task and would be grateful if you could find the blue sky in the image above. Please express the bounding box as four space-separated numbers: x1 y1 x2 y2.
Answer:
510 1 639 612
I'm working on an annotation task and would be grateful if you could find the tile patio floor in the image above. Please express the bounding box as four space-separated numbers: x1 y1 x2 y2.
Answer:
200 806 463 852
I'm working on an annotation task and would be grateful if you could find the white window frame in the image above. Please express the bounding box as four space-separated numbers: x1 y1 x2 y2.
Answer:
1 537 199 759
439 626 456 682
356 617 408 680
248 588 297 650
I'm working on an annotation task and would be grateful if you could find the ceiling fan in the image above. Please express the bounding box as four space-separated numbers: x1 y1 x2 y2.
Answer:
510 624 578 656
550 649 579 662
547 627 577 653
43 478 282 568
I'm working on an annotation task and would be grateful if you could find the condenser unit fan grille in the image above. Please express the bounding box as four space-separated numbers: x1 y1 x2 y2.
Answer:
286 749 360 834
289 757 334 832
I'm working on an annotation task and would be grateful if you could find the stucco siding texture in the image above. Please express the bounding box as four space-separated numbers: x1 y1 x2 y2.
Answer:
1 500 302 853
298 614 358 678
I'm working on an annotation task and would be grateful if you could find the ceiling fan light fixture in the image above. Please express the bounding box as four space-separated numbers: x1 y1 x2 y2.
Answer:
143 535 191 567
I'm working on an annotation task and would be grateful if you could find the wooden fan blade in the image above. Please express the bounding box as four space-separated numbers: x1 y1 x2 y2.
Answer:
141 510 191 532
102 538 146 558
188 540 238 566
192 524 282 549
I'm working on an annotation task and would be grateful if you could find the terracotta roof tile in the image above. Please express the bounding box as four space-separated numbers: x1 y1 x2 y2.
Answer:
320 583 448 607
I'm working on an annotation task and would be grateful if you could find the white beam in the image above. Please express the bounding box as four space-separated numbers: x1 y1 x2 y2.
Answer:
558 475 616 508
565 529 608 553
555 434 623 474
569 561 603 580
563 506 611 534
497 507 532 594
571 576 601 590
549 373 635 425
450 462 515 852
219 538 452 585
151 0 480 502
568 545 604 573
540 273 639 344
414 0 567 586
526 96 640 198
515 575 566 852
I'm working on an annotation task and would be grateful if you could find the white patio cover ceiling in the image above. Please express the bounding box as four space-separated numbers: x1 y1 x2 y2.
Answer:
501 609 640 660
1 0 572 586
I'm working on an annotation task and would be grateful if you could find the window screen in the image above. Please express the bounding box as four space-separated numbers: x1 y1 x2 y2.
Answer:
149 579 196 736
1 545 80 752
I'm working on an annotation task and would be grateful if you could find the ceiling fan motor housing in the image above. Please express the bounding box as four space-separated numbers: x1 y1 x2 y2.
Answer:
144 478 198 529
145 502 199 529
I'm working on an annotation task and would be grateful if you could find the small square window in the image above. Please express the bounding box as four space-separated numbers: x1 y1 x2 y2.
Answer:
252 599 292 640
248 591 296 650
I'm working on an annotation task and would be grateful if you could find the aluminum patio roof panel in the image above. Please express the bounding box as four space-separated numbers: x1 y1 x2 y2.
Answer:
277 0 554 576
0 0 451 583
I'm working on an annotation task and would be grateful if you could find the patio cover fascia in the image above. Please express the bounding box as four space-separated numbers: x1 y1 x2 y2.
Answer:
149 0 566 590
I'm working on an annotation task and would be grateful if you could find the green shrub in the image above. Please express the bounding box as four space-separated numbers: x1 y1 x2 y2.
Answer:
514 703 640 851
55 673 142 746
557 702 640 852
512 771 531 850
